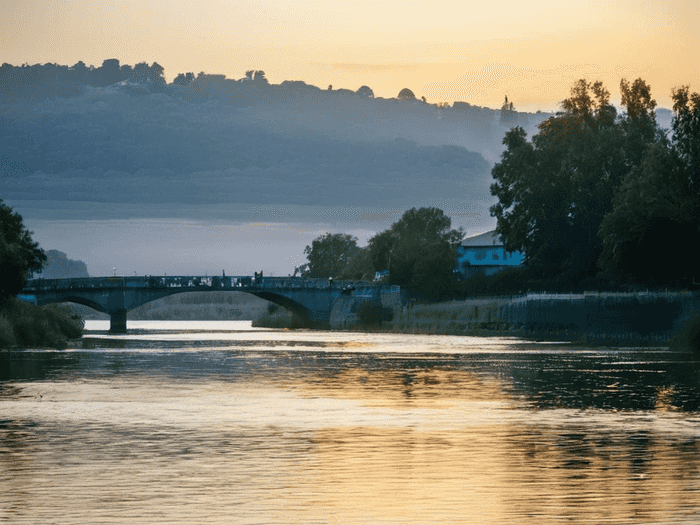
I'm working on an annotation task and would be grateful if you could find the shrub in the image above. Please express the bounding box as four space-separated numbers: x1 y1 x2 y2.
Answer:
670 312 700 352
357 302 393 326
0 297 83 348
0 314 15 347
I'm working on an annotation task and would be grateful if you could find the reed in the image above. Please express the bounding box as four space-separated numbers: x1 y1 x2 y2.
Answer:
385 298 514 335
670 312 700 352
0 298 84 349
252 311 294 329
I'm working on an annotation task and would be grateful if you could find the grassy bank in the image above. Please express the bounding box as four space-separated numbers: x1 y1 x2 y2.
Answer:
670 313 700 352
363 298 687 346
386 298 515 335
0 297 84 349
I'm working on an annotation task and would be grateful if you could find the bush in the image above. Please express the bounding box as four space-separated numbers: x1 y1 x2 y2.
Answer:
670 313 700 352
0 298 84 348
357 302 393 326
0 314 15 346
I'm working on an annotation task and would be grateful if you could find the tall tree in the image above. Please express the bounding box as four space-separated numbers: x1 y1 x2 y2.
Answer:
0 200 46 299
368 207 463 299
598 85 700 286
490 78 660 288
299 233 360 279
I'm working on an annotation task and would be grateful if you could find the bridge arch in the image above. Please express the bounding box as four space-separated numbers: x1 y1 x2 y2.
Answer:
49 295 108 314
23 276 393 332
247 291 312 323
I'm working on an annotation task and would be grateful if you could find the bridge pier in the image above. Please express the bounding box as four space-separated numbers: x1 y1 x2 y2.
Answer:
109 309 127 333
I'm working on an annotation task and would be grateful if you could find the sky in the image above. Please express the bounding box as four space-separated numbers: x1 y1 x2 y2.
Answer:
2 0 698 112
3 0 699 278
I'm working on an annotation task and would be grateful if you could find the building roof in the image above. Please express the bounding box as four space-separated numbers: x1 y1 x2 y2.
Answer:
460 230 502 247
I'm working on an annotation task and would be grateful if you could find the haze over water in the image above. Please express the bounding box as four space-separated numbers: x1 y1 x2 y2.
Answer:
2 321 699 523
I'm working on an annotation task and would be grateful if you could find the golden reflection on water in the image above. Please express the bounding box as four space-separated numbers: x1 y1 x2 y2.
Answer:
296 367 509 411
2 324 699 524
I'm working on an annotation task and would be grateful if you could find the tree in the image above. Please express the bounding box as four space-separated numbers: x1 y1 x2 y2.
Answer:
299 233 360 279
397 88 416 100
173 72 195 85
0 200 46 299
367 207 463 299
490 78 659 288
500 95 516 124
244 70 268 84
356 85 374 98
598 85 700 286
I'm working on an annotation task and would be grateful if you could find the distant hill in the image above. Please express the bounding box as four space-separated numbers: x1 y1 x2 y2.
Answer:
41 250 89 279
0 59 555 221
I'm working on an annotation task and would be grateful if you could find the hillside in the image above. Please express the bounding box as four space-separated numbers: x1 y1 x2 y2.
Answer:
0 60 556 223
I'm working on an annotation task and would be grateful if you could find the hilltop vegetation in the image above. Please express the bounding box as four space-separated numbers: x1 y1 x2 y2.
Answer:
0 59 551 221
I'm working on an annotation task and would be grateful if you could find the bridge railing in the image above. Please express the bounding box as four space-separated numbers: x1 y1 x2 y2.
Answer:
24 276 391 292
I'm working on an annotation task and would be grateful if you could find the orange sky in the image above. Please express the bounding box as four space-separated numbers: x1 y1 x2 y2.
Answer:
2 0 698 111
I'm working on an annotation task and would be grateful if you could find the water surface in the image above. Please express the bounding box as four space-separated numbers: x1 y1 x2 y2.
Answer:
2 321 699 524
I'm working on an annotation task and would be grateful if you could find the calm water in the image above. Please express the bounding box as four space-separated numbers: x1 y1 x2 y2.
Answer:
2 321 700 524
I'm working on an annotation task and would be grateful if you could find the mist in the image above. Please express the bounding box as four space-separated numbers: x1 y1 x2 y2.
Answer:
0 61 587 276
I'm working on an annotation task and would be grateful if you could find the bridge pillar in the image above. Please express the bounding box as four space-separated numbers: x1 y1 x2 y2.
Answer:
109 309 127 333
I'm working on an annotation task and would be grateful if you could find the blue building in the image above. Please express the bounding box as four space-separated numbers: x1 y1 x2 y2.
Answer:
456 230 524 279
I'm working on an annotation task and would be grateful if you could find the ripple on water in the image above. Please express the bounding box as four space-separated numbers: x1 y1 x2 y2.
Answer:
1 322 699 524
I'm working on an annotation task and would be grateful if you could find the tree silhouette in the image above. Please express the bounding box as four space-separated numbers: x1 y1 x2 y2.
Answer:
397 88 416 100
356 85 374 98
0 200 46 299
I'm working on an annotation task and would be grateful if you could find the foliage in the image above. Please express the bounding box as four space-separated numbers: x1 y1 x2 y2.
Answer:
42 250 90 279
0 199 46 299
0 298 84 349
296 233 361 279
491 79 627 284
397 88 416 100
356 302 393 326
500 96 516 124
490 78 696 289
598 85 700 285
367 207 463 300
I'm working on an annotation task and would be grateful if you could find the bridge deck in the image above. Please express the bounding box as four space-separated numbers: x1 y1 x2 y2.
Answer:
25 276 383 292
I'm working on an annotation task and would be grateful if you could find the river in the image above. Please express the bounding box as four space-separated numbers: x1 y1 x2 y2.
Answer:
1 321 699 524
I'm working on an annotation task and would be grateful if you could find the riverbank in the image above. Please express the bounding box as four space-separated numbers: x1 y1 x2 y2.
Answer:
0 297 84 349
361 292 700 348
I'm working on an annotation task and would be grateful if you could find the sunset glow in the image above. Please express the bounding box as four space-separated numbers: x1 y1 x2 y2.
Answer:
3 0 698 110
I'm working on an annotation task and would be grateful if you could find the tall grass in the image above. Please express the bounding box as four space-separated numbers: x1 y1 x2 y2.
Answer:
670 313 700 352
385 298 514 335
0 298 84 349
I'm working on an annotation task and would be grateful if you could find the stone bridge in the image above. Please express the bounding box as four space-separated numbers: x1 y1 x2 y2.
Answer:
22 275 399 332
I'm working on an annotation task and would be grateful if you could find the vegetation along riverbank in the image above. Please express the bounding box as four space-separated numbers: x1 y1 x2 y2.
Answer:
1 200 85 349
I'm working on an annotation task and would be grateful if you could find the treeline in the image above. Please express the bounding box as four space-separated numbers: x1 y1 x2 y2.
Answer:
0 59 539 119
1 59 497 214
491 79 699 291
0 59 167 100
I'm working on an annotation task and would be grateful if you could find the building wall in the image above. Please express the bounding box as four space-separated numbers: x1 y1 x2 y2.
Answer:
457 245 524 267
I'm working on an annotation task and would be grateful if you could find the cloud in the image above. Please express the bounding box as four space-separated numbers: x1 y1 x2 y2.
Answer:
358 211 402 222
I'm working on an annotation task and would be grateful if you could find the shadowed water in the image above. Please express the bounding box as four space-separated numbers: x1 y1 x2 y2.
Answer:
1 321 699 524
